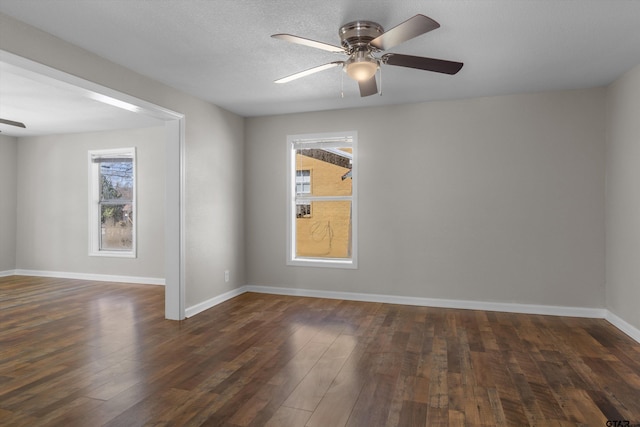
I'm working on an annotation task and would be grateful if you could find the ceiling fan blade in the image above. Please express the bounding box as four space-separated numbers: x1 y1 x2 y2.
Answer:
384 54 463 75
369 14 440 51
275 62 344 84
0 118 26 128
271 34 345 53
358 76 378 97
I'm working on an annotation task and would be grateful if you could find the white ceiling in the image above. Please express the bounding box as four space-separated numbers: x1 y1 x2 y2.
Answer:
1 0 640 134
0 60 164 137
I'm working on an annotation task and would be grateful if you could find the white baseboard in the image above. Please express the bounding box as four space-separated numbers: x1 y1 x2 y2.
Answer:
241 285 640 344
0 269 15 277
185 287 246 318
243 285 640 343
11 269 165 286
243 285 607 319
605 310 640 344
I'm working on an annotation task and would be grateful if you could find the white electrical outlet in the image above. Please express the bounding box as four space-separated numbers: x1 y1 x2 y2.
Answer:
224 270 230 282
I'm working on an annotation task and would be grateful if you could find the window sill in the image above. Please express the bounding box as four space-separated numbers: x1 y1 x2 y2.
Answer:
288 257 357 269
89 251 136 259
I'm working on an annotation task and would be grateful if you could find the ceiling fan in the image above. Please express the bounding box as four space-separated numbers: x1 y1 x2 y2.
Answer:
0 118 26 132
272 14 464 97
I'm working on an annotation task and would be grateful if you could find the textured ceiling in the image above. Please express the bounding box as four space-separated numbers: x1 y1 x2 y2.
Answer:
1 0 640 124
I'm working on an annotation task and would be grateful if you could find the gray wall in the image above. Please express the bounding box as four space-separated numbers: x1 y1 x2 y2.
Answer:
246 88 606 308
15 127 165 278
1 13 246 308
0 134 18 272
5 12 635 325
606 64 640 331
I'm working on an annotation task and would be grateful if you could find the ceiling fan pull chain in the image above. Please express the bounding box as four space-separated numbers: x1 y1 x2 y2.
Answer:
341 69 344 98
378 66 382 96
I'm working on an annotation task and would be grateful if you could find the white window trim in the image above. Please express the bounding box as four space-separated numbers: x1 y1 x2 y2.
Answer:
286 131 358 269
88 147 137 258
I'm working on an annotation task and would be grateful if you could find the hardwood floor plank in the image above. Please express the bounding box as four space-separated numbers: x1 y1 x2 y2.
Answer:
499 396 531 426
264 406 312 427
586 389 627 422
267 340 328 387
426 406 449 426
528 381 565 421
471 386 497 426
486 387 508 425
565 388 609 425
1 277 640 426
448 372 465 414
282 334 357 411
470 351 494 388
403 375 430 404
104 387 193 427
304 367 365 427
428 335 448 409
345 373 397 427
397 400 428 427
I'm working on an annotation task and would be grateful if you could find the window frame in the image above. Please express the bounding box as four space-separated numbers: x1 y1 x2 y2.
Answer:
88 147 137 258
286 131 357 269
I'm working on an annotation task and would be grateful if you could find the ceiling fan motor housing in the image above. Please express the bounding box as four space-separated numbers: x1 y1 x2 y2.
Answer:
339 21 384 53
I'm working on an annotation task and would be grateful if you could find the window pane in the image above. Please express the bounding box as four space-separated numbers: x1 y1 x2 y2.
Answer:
100 204 133 250
295 200 352 258
296 203 312 218
296 170 311 194
100 161 133 201
296 148 351 196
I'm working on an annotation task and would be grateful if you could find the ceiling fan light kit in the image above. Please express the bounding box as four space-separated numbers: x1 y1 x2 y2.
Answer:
344 50 378 82
272 14 463 97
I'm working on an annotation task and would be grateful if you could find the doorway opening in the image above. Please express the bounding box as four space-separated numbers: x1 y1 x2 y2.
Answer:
1 50 185 320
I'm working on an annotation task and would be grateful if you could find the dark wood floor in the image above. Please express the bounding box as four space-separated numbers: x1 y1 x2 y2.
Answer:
1 276 639 426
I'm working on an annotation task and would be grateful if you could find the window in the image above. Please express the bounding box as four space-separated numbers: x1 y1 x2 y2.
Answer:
296 170 311 193
89 148 136 257
296 170 312 218
287 132 357 268
296 203 312 218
